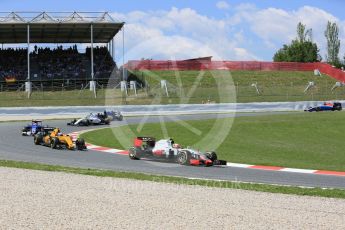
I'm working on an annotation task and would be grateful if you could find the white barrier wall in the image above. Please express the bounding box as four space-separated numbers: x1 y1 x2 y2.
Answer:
1 101 344 118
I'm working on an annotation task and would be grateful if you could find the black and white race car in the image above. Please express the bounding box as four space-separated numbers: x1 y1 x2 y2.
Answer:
67 110 123 126
128 137 227 166
67 113 111 126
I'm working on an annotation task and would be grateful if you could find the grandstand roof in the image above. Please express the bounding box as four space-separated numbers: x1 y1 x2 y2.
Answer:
0 12 124 43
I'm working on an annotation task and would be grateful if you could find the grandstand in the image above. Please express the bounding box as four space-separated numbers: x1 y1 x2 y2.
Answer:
0 12 125 96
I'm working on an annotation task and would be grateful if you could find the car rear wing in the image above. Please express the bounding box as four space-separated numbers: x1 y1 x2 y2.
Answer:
41 127 56 134
42 127 55 131
134 137 156 147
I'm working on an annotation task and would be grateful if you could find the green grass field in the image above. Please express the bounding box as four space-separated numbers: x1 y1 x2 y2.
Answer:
0 70 344 106
0 89 125 107
81 112 345 171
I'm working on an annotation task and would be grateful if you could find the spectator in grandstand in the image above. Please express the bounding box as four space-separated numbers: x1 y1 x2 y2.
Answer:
0 45 117 83
34 46 86 79
0 48 27 80
86 46 117 78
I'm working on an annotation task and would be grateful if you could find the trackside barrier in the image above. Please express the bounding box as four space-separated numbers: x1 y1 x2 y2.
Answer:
1 101 345 119
126 61 345 82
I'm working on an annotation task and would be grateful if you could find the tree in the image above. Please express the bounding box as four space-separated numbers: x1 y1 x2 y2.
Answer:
273 22 320 62
297 22 312 43
324 21 340 65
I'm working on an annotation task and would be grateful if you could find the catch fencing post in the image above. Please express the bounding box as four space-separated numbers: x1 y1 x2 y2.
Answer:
26 23 32 98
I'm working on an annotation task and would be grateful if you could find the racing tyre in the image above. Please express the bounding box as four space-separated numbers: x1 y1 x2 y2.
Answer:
104 118 111 125
34 134 43 145
22 128 29 136
177 150 191 165
118 115 123 121
205 151 217 161
316 107 321 112
76 138 86 150
50 137 59 149
129 147 140 160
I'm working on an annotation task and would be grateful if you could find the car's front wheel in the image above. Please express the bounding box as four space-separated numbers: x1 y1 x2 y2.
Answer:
50 137 59 149
34 134 43 145
177 150 191 165
76 138 86 150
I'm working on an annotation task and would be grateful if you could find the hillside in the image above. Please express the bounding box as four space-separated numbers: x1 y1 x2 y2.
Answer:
129 70 341 103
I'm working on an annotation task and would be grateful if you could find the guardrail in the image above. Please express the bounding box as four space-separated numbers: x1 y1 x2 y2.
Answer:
0 78 116 91
0 101 343 119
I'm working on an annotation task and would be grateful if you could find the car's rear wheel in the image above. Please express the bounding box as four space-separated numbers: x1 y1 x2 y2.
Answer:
205 151 217 161
82 120 89 126
129 147 140 160
50 137 59 149
177 150 191 165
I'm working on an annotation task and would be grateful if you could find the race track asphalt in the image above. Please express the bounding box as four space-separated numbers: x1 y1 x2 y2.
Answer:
0 113 344 189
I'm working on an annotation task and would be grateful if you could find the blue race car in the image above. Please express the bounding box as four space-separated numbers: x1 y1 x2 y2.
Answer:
304 102 342 112
22 120 44 136
104 110 123 121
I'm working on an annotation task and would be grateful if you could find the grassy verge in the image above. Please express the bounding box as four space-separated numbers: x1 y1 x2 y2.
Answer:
81 112 345 172
0 89 126 107
0 159 344 199
1 70 344 106
132 70 343 103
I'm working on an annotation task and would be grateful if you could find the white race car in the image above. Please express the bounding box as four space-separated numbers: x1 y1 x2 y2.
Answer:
67 113 110 126
128 137 226 166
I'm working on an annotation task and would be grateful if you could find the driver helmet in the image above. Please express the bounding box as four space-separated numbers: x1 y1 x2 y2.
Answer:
172 143 181 149
56 128 61 136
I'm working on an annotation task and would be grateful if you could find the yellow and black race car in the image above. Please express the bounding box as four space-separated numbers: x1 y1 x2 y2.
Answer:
34 127 86 150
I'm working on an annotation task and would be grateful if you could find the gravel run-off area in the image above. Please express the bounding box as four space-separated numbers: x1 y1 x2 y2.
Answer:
0 167 344 229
